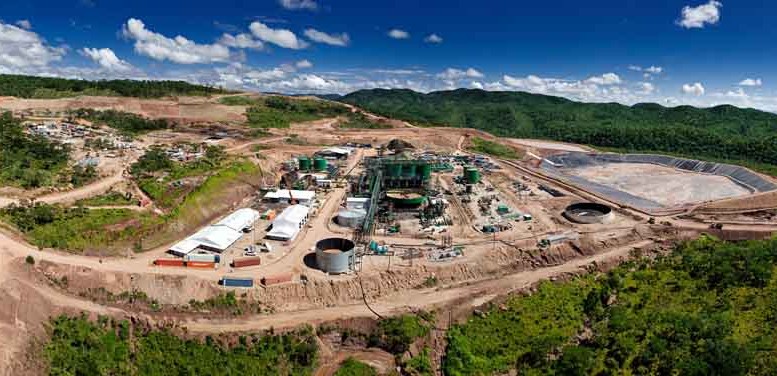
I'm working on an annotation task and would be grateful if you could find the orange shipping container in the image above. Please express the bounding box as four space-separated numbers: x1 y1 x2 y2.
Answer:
154 259 185 267
232 257 261 268
186 261 216 269
261 273 293 285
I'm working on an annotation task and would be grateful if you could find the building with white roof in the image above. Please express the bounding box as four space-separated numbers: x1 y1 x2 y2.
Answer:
263 190 316 206
168 208 260 257
346 197 370 210
266 205 310 241
317 147 353 159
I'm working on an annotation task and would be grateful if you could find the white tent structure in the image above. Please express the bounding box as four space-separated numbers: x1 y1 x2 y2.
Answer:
168 208 260 257
266 205 310 241
263 190 316 206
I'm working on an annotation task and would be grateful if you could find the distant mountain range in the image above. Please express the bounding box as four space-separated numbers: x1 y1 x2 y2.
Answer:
337 88 777 171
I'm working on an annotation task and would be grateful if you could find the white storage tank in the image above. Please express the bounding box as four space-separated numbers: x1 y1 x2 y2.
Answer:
336 209 367 228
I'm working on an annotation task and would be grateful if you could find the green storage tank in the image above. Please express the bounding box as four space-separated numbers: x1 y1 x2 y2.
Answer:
465 166 480 184
313 157 328 171
298 157 311 171
402 163 417 177
419 164 432 180
387 163 402 177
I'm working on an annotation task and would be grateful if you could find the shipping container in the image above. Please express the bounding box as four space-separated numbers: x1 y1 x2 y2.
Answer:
232 257 261 268
186 261 217 269
220 277 254 287
154 259 185 267
185 253 221 263
261 273 293 286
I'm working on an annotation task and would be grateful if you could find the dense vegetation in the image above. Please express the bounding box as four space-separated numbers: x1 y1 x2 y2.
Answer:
0 202 157 252
341 89 777 170
0 112 71 187
221 95 349 128
45 315 318 375
469 137 521 159
0 74 226 98
444 236 777 375
75 191 139 207
334 358 378 376
69 109 168 135
369 312 435 354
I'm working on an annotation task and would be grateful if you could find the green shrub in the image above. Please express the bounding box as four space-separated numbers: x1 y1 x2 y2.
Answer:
334 357 377 376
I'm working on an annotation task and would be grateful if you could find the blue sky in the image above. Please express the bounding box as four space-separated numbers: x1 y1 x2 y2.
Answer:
0 0 775 111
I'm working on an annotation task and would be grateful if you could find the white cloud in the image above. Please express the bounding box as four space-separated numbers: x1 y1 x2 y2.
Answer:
219 33 263 50
645 66 663 74
424 34 443 43
303 29 350 46
724 88 748 98
80 47 133 72
638 82 656 94
249 21 308 49
437 67 484 80
0 22 66 69
584 73 622 85
470 81 484 89
265 74 349 92
371 69 425 75
388 29 410 39
682 82 706 96
738 78 762 87
278 0 318 11
122 18 230 64
678 1 722 29
15 20 31 30
629 65 664 76
296 59 313 69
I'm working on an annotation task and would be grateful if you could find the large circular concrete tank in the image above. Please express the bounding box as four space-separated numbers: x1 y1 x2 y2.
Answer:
563 202 614 224
336 209 367 228
315 238 356 274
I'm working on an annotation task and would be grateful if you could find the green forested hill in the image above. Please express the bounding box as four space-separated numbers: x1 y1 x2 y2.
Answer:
0 74 227 98
340 89 777 168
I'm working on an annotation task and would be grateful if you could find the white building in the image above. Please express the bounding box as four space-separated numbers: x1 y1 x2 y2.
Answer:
266 205 310 241
346 197 370 210
168 208 260 257
263 190 316 206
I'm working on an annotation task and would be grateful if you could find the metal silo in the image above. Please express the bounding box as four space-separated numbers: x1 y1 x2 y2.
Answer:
465 166 480 184
387 163 402 177
315 238 356 274
419 163 432 180
298 157 311 171
402 163 417 177
313 157 328 171
336 209 367 228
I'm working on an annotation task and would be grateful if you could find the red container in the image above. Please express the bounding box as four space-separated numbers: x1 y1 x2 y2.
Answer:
261 273 293 286
186 261 216 269
232 257 261 268
154 259 185 267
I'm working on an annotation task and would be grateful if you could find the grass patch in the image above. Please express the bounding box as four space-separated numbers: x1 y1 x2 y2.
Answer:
75 191 139 207
244 96 349 128
339 112 392 129
334 358 377 376
219 95 259 106
69 109 168 136
468 137 521 159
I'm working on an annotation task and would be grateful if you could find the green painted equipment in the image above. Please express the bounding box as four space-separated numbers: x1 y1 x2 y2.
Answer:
464 166 480 184
313 157 328 171
298 157 311 171
419 164 432 180
402 163 417 177
387 163 402 177
386 190 426 206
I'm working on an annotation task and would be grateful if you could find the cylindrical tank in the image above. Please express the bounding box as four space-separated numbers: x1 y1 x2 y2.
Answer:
419 164 432 180
387 163 402 177
315 238 356 274
402 163 417 177
298 157 311 171
314 157 328 171
465 166 480 184
336 209 367 228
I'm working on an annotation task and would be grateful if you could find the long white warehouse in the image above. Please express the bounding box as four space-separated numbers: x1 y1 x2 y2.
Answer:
266 205 310 241
169 208 260 257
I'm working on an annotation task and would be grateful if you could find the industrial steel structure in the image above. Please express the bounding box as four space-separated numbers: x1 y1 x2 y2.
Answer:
315 237 356 274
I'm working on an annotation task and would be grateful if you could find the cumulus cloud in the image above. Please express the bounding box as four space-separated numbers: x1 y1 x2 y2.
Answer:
629 65 664 79
470 81 484 89
303 29 350 46
278 0 318 11
682 82 706 96
0 22 66 69
387 29 409 39
738 78 762 87
80 47 133 72
296 59 313 69
249 21 308 49
424 34 443 43
122 18 230 64
638 82 656 94
584 73 622 85
678 1 722 29
218 33 263 50
437 68 484 80
265 74 349 92
15 20 31 30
